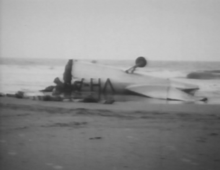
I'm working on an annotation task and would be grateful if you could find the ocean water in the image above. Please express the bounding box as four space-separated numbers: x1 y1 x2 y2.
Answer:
1 57 220 104
0 58 66 94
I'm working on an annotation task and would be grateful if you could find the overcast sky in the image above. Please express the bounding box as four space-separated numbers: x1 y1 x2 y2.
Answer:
1 0 220 61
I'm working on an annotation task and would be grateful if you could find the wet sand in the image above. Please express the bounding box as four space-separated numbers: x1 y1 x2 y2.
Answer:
0 97 220 170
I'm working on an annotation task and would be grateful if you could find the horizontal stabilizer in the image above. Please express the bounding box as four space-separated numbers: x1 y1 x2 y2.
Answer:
126 84 205 102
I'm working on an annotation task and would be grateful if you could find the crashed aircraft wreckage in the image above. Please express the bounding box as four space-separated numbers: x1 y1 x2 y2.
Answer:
6 57 207 102
66 57 207 102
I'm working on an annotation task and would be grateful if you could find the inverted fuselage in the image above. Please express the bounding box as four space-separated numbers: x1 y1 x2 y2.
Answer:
71 60 205 102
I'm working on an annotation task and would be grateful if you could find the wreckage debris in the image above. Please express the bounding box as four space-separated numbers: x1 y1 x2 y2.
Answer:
53 77 65 95
82 94 99 103
102 99 115 104
42 95 63 101
52 77 77 95
89 137 102 140
15 91 25 98
40 85 55 92
5 91 23 98
32 95 63 101
6 91 25 99
0 93 5 97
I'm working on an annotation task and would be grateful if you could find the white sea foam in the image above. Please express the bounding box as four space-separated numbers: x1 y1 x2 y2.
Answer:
0 64 63 93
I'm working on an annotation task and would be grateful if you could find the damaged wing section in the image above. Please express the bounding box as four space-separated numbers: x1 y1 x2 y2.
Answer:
126 84 205 102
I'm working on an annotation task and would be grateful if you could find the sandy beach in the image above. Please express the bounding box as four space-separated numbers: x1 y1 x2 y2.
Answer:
0 97 220 170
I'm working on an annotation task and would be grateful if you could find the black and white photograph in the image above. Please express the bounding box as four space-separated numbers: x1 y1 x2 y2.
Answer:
0 0 220 169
